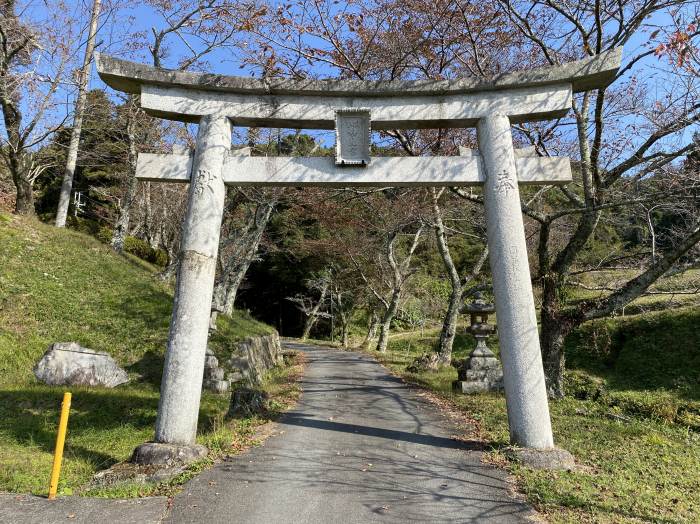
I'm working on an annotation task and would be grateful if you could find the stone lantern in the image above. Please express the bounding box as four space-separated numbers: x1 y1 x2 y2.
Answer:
452 293 504 394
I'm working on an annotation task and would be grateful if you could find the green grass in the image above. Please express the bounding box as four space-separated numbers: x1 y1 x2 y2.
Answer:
565 308 700 430
80 352 305 499
567 268 700 315
364 307 700 523
0 214 285 496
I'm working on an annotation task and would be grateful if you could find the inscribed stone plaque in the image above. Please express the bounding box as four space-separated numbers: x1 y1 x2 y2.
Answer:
335 109 371 166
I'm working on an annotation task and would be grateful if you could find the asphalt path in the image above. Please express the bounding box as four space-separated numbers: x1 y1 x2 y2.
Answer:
166 342 535 523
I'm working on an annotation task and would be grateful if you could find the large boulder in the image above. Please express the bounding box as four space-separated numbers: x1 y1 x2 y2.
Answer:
34 342 129 388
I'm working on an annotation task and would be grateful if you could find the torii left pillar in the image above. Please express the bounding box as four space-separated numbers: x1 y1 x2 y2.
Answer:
133 114 230 464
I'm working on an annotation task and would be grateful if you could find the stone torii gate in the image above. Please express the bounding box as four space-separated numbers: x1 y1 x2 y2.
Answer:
96 49 621 464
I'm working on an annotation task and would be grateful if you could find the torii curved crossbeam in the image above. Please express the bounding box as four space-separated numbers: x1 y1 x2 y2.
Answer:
96 49 621 128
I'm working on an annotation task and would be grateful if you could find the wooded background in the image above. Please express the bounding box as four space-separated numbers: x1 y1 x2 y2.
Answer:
1 0 699 398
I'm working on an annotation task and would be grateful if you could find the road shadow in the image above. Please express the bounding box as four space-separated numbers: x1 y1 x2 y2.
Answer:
280 414 484 451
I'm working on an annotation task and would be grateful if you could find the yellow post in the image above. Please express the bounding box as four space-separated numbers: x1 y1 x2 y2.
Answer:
48 392 71 500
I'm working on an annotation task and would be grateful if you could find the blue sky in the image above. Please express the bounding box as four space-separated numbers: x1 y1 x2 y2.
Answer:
14 0 695 155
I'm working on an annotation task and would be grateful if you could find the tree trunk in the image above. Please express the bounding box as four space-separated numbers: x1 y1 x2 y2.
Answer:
431 188 462 365
376 288 401 353
301 282 328 340
361 310 379 349
342 325 349 347
437 288 461 364
539 274 572 399
55 0 102 227
301 319 314 341
111 102 139 252
340 312 349 347
212 201 274 314
334 288 351 347
144 182 162 249
12 166 34 215
157 203 179 279
374 227 422 353
216 268 246 315
540 318 569 400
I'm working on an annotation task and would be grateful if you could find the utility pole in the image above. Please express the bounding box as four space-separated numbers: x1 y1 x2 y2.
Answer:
55 0 102 227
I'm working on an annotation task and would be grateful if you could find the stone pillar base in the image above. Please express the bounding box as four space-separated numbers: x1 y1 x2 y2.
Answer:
131 442 208 466
505 447 575 470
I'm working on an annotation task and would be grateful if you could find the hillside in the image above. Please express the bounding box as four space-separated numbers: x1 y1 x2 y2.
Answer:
0 214 277 495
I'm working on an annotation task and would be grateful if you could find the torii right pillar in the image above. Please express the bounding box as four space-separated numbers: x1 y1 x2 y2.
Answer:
477 113 555 451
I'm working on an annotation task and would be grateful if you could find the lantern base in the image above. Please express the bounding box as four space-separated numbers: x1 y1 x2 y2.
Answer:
453 338 503 394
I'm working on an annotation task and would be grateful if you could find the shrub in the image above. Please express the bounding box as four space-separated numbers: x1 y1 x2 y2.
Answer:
66 216 101 236
608 391 680 422
96 226 113 244
565 370 606 400
152 249 168 267
123 236 168 267
123 236 151 259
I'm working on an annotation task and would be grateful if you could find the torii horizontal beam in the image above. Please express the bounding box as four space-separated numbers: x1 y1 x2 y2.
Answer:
135 152 572 187
137 84 571 129
95 49 622 128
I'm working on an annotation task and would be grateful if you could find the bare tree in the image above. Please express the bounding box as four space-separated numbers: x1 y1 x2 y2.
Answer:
287 270 332 340
326 265 361 347
471 0 700 397
333 285 354 347
352 226 424 353
360 308 380 349
213 192 276 314
55 0 102 227
375 227 424 353
0 0 74 214
110 0 244 251
430 188 490 364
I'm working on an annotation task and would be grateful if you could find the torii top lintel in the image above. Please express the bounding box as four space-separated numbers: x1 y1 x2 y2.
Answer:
96 49 622 130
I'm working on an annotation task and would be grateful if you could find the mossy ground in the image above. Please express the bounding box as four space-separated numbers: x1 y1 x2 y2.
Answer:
0 214 293 497
360 303 700 523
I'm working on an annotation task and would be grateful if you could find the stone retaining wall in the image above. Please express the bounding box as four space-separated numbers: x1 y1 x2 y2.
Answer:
203 332 283 393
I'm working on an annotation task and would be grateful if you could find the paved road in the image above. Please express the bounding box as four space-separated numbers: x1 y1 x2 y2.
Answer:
0 493 167 524
167 342 535 523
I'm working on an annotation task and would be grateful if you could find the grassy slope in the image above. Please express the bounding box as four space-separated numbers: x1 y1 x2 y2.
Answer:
570 268 700 315
0 214 277 496
368 303 700 523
